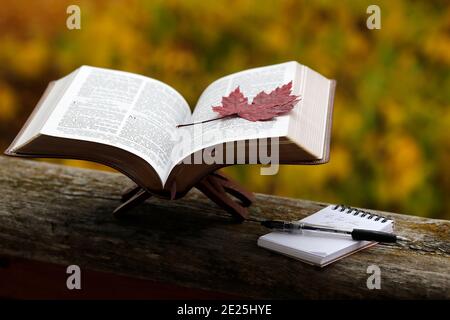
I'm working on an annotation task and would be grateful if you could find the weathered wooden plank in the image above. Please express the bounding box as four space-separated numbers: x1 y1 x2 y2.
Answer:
0 156 448 299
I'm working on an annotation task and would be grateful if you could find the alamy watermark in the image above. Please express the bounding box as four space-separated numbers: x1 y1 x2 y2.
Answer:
170 124 280 175
66 264 81 290
366 5 381 30
66 5 81 30
366 264 381 289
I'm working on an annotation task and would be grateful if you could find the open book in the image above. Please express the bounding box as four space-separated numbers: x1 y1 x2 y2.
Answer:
5 61 335 197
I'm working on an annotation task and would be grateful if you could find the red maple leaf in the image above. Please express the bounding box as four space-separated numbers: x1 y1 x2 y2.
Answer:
212 87 249 117
239 81 299 121
252 81 298 108
213 81 298 121
177 81 300 127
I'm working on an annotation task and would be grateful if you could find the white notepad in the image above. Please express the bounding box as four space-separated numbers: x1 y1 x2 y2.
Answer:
257 205 393 267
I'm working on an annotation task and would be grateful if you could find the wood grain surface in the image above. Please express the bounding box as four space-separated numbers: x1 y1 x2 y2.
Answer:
0 156 448 299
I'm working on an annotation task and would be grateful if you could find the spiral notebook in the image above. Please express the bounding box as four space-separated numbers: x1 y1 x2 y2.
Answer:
257 205 394 267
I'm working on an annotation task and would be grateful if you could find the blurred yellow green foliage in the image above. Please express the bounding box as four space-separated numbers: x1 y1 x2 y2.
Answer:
0 0 449 218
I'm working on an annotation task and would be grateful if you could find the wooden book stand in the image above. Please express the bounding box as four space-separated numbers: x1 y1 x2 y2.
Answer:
113 171 255 222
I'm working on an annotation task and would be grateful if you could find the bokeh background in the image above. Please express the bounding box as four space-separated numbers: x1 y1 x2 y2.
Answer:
1 0 449 219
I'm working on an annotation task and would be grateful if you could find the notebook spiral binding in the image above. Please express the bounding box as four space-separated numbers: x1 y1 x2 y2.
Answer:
332 204 391 223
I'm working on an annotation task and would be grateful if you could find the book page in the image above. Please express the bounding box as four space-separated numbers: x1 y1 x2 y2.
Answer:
8 73 73 153
290 66 332 159
173 62 298 164
41 66 191 184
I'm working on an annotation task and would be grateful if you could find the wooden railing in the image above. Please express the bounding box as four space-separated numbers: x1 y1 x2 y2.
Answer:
0 156 448 299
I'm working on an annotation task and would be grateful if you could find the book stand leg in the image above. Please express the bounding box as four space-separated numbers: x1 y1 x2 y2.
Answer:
113 171 254 222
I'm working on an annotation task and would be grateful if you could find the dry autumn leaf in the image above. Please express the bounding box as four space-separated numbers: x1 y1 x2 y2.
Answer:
177 81 300 127
239 81 299 121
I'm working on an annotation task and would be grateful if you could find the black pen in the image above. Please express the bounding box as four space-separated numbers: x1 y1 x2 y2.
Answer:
261 220 410 243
